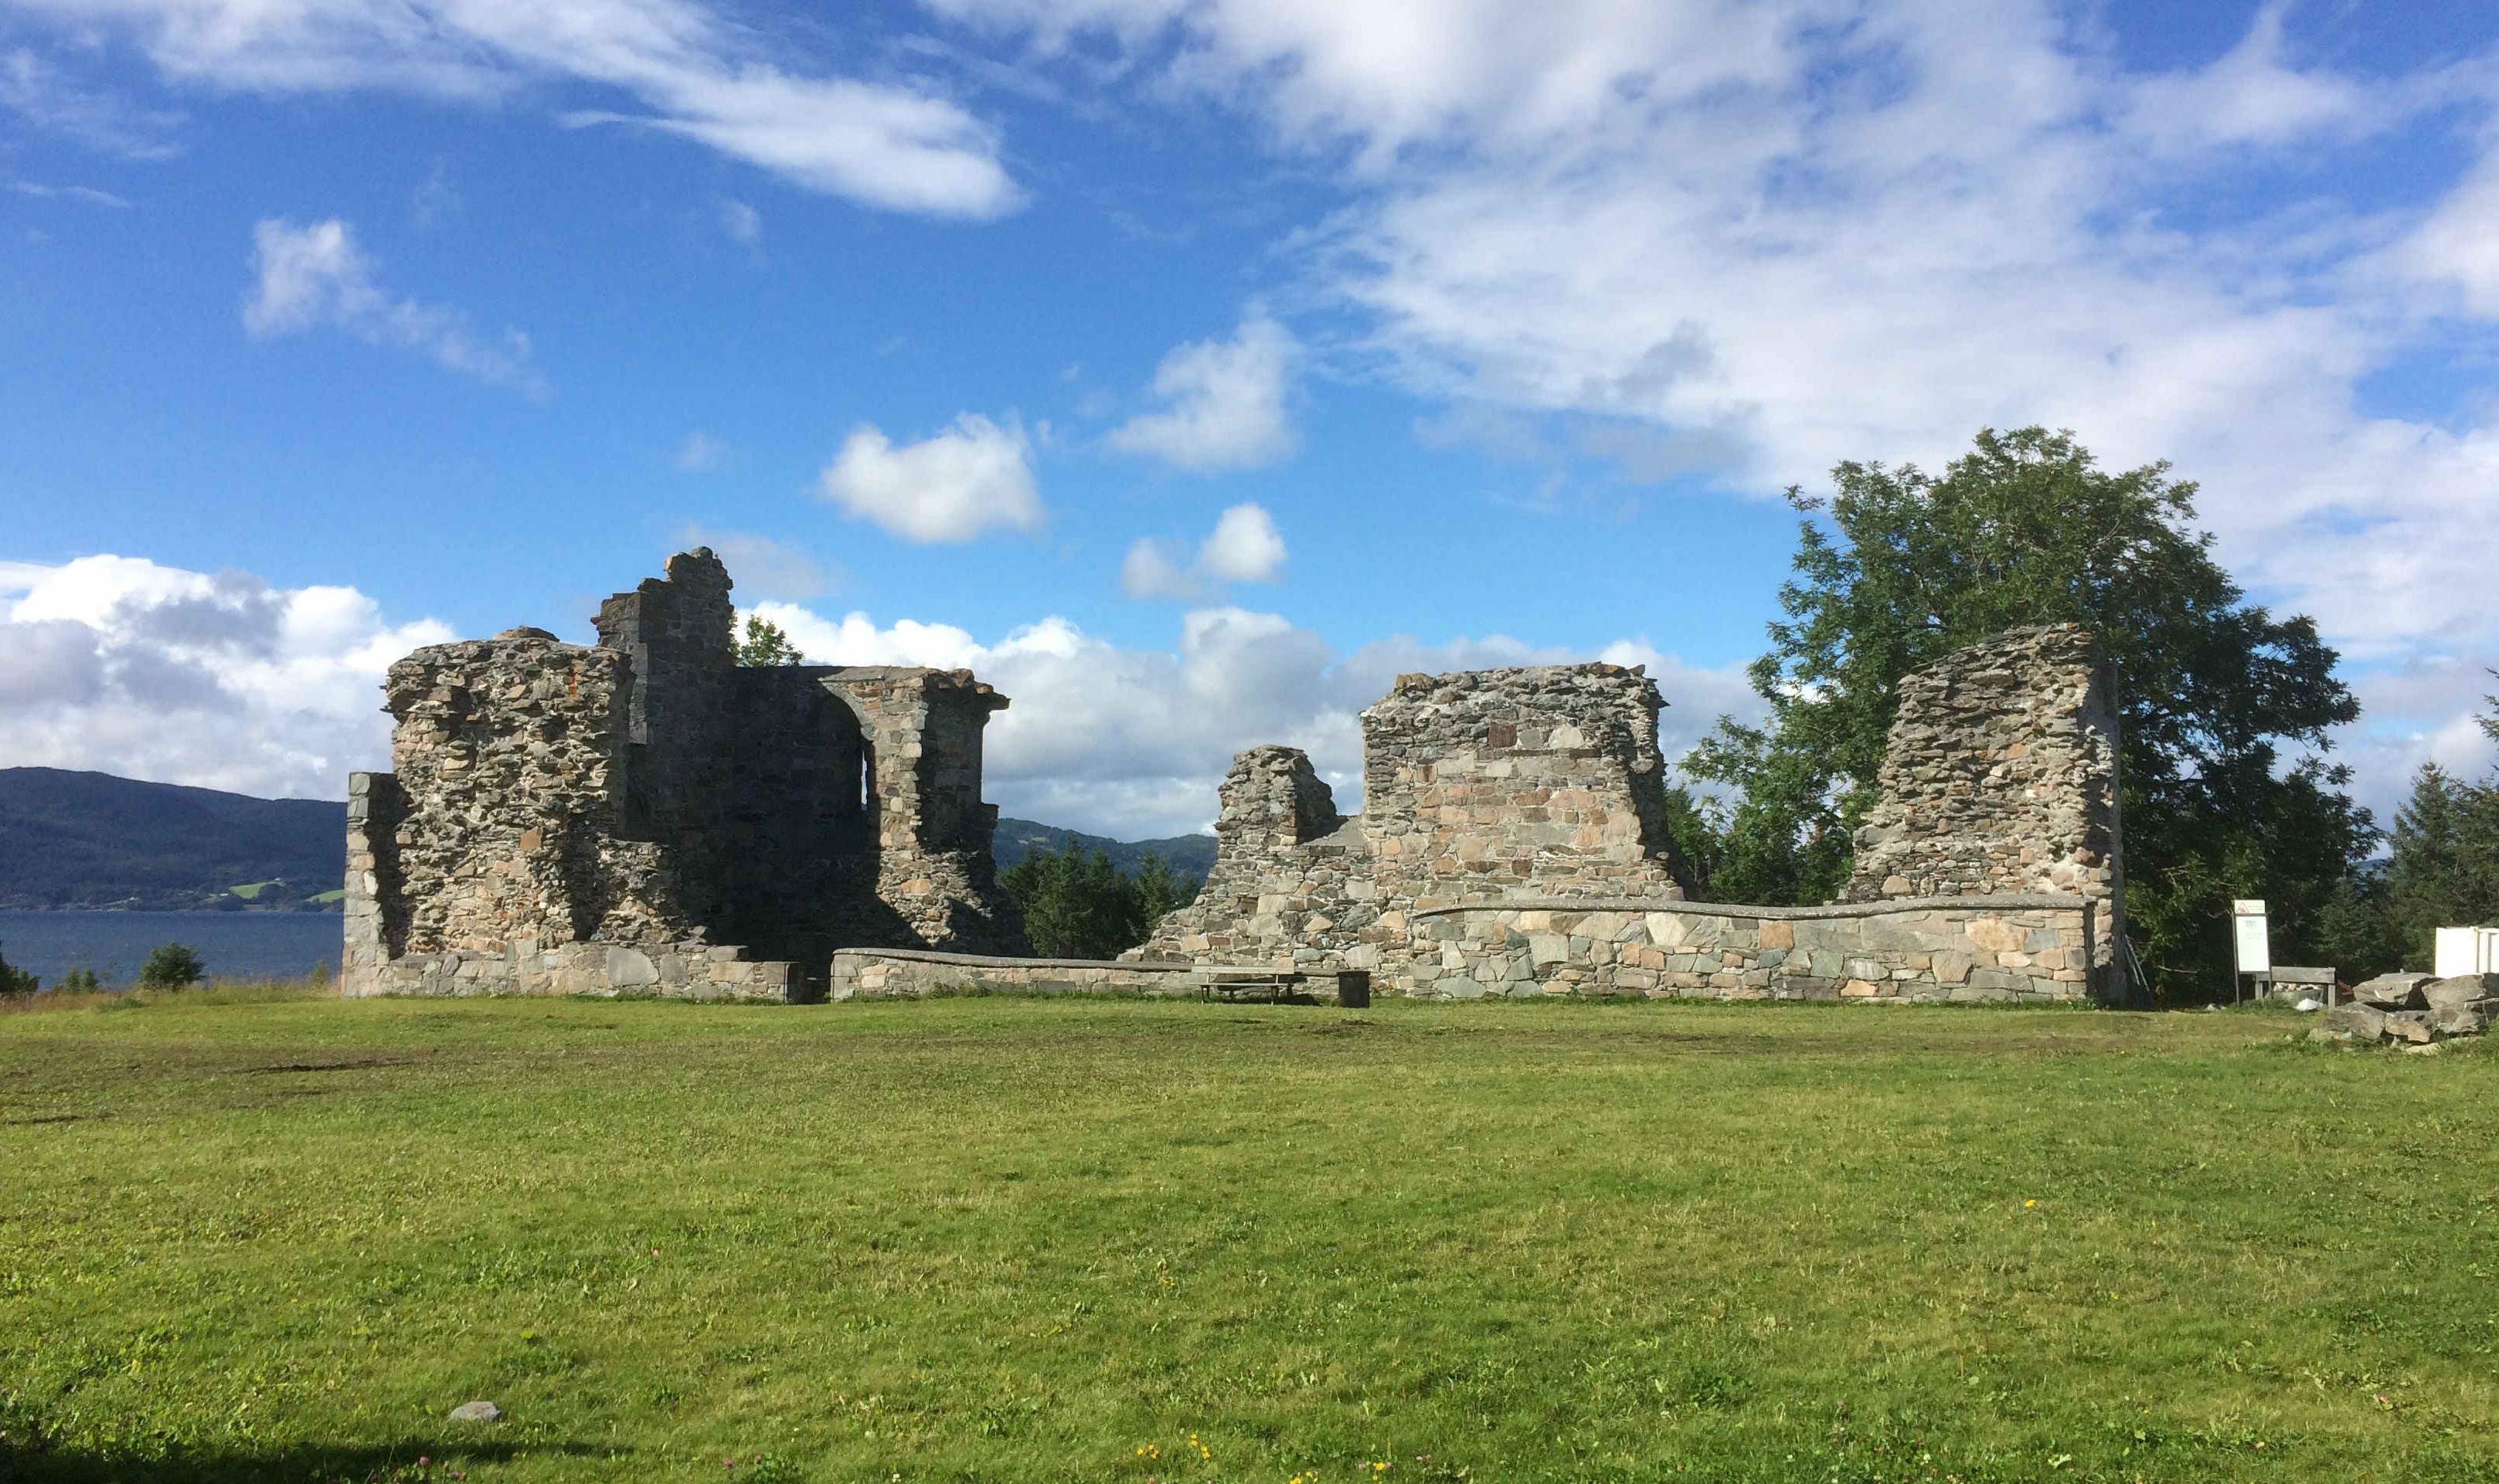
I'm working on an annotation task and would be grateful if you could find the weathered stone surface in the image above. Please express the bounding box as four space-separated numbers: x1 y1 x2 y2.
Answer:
835 949 1368 1007
2424 973 2499 1012
449 1401 503 1423
345 548 1025 1000
2323 1002 2389 1040
1842 625 2125 999
2354 973 2433 1009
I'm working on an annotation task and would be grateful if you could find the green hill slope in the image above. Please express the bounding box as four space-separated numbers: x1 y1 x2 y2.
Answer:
0 769 1217 911
0 768 348 911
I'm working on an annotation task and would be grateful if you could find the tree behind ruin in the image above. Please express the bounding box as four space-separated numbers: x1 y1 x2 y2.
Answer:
1686 426 2370 997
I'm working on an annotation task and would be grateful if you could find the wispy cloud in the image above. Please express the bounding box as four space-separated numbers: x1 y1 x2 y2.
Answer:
243 217 546 396
8 180 132 209
1107 315 1297 473
6 0 1022 217
0 46 182 158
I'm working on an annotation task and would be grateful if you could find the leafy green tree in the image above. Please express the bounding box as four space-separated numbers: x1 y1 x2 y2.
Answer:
1685 426 2368 999
999 838 1201 959
56 967 101 993
736 616 805 667
0 941 36 998
136 942 205 989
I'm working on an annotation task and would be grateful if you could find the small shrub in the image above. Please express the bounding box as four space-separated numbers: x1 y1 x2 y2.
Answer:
0 941 36 998
56 967 101 993
135 943 205 989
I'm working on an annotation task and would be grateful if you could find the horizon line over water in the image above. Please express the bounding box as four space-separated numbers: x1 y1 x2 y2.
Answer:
0 910 341 989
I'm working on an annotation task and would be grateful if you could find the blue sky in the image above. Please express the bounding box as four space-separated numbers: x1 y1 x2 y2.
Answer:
3 0 2496 837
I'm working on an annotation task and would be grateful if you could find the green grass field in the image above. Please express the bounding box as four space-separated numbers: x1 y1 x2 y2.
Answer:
4 993 2494 1483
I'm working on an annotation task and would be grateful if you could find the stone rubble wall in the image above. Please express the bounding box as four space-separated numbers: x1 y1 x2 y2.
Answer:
1135 664 1692 972
1386 895 2096 1000
824 667 1023 954
1844 624 2124 993
1361 664 1691 905
833 947 1369 1007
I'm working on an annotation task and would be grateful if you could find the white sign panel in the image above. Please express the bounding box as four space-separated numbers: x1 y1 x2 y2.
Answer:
2231 899 2270 976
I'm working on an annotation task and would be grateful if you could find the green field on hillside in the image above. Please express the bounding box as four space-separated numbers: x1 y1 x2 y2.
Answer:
4 995 2494 1483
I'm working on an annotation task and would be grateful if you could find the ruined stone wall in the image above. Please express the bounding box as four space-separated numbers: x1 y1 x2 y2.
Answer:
1362 664 1690 905
1136 746 1376 966
824 667 1023 954
1844 624 2124 992
344 548 1024 1000
1136 664 1690 972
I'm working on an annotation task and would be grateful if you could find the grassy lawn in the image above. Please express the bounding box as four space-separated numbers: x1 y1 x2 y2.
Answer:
3 994 2494 1483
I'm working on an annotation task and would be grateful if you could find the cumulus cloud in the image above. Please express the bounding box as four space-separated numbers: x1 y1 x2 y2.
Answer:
0 555 453 799
750 596 1760 837
244 217 546 395
1107 316 1297 472
818 413 1044 543
1120 502 1288 599
5 0 1020 217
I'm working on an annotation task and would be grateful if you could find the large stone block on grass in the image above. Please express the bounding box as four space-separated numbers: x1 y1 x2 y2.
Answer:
2353 973 2432 1009
2322 1002 2388 1041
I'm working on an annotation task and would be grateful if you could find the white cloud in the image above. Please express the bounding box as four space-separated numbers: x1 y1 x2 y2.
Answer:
244 217 546 395
2399 144 2499 320
753 595 1760 837
1119 538 1197 600
1106 315 1297 472
0 555 453 799
1120 501 1287 599
6 0 1021 217
818 413 1044 542
672 430 729 471
8 179 133 208
1196 502 1285 582
673 526 831 601
718 197 761 245
0 45 183 158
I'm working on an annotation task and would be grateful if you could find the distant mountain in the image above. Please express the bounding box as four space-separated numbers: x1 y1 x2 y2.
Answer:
0 769 348 912
993 817 1216 881
0 768 1217 911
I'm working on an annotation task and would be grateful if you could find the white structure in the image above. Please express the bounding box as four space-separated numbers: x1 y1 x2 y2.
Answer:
2435 926 2499 978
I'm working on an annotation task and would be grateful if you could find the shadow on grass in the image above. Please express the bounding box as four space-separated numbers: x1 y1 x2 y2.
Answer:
2 1435 610 1482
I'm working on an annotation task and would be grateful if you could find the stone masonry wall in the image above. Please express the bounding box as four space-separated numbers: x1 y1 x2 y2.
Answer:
1136 664 1692 973
1844 624 2125 994
832 948 1369 1006
1362 664 1690 905
1389 895 2095 1000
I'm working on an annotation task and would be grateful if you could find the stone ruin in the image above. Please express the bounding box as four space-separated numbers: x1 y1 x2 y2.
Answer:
1844 623 2126 985
343 562 2130 1008
343 549 1022 1000
1133 663 1692 970
1110 623 2131 1003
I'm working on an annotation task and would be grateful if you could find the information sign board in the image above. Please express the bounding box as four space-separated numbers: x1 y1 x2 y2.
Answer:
2231 899 2270 976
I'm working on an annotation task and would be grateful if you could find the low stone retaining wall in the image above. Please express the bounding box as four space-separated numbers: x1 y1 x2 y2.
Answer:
343 940 798 1001
833 949 1369 1007
1391 894 2100 1002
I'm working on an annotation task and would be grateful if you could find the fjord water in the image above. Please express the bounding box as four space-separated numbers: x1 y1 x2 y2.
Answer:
0 910 340 988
